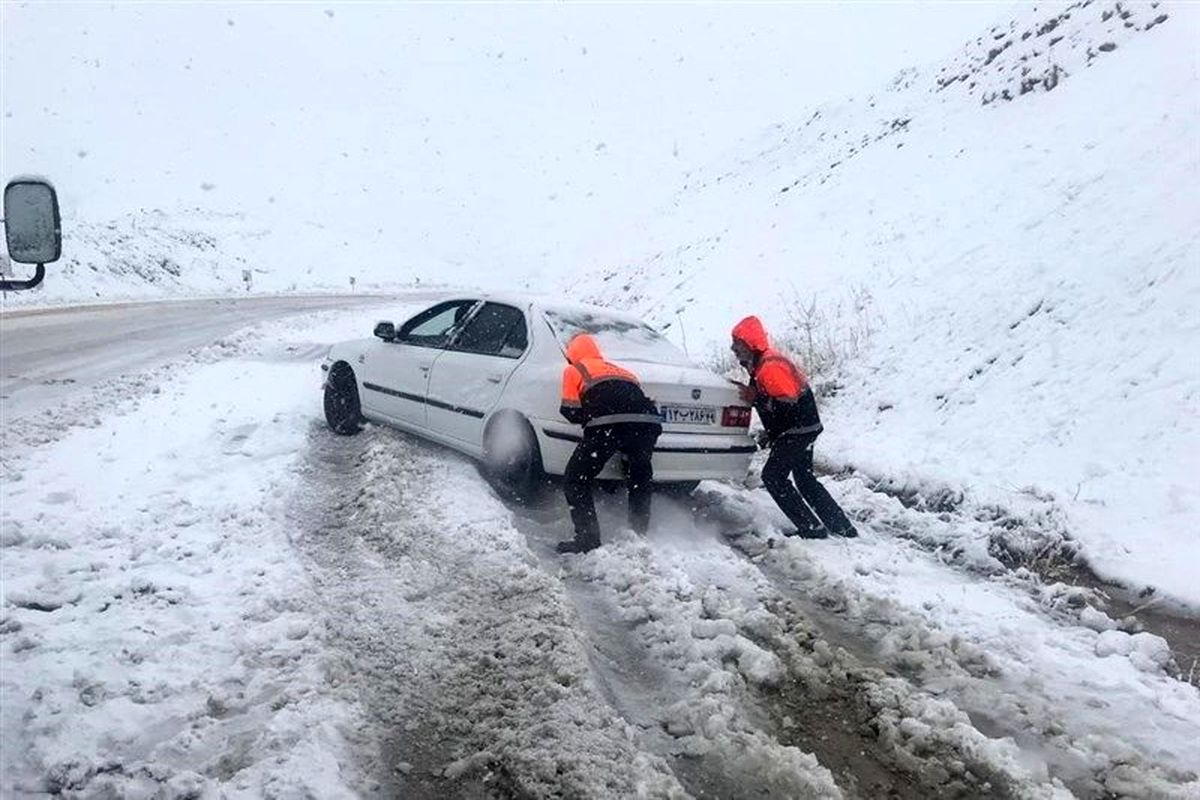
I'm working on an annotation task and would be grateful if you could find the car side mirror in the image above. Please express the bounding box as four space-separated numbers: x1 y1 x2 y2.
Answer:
374 321 396 342
2 177 62 292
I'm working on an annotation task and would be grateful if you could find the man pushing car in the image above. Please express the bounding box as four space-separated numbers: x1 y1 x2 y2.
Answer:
730 315 858 539
556 333 663 553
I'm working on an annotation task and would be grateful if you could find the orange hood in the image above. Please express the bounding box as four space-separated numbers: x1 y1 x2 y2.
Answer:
565 333 603 364
731 315 770 353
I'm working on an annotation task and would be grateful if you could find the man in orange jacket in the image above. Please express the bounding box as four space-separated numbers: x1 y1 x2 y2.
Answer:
558 333 663 553
731 316 858 539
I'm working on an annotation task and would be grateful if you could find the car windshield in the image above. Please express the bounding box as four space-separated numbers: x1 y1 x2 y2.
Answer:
543 308 692 367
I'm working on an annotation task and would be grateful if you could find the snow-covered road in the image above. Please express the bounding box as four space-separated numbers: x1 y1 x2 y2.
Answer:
0 296 397 419
2 301 1198 798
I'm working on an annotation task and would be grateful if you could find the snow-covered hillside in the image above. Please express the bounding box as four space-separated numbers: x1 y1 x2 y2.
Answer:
569 2 1200 608
0 208 440 308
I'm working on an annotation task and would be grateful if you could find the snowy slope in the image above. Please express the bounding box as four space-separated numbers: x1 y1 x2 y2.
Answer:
568 2 1200 608
0 208 445 308
3 2 1021 299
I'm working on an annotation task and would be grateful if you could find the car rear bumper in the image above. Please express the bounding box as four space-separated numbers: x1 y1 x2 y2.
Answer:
535 422 755 482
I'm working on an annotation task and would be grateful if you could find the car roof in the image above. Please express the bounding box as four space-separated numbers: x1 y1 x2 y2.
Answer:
469 291 644 323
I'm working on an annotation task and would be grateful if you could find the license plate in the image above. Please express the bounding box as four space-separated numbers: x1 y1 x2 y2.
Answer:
659 404 717 425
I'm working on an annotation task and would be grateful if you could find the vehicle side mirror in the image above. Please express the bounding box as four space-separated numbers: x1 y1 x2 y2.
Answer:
374 321 396 342
2 177 61 291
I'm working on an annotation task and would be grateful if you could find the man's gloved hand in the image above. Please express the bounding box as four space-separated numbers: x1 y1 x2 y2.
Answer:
737 382 758 403
754 430 772 450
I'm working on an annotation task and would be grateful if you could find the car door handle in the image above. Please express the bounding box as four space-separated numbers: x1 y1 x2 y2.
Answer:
486 374 503 384
420 365 430 373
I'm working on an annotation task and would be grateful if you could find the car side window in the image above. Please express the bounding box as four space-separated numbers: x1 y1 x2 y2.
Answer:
500 313 528 358
398 300 478 348
452 303 527 358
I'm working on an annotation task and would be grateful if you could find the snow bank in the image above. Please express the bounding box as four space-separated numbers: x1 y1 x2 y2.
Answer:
692 479 1200 797
1 364 349 794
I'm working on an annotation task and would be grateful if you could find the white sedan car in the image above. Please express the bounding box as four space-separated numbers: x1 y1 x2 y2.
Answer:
321 293 755 498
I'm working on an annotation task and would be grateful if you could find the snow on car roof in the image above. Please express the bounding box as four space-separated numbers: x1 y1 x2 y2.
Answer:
472 291 640 321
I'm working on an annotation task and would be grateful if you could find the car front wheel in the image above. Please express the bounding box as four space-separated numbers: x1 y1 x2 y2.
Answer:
324 362 363 436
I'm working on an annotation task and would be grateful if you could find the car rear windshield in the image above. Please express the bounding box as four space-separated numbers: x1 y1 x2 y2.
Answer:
543 308 692 366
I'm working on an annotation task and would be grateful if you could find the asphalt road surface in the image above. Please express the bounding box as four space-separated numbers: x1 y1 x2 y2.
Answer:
0 295 398 421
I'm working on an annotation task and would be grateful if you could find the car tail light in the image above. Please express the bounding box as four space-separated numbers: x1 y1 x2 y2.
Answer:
722 406 752 427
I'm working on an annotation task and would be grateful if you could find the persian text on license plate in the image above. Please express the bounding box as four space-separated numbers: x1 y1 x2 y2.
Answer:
659 404 717 425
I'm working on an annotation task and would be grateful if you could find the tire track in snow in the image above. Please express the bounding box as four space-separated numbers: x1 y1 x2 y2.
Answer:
607 496 1059 800
289 425 685 799
290 417 1198 799
509 503 842 799
512 490 1079 799
689 482 1200 799
296 425 845 798
295 423 1072 799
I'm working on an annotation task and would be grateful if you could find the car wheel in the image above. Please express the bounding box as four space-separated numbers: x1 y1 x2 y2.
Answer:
324 362 363 436
483 411 546 503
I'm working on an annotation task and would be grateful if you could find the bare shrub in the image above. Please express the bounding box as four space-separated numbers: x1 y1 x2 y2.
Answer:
698 284 878 394
777 284 879 384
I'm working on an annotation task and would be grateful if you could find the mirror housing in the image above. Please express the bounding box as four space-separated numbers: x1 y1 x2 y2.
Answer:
2 177 61 291
374 321 396 342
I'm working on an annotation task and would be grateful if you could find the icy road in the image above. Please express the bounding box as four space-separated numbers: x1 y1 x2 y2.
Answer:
1 299 1198 799
0 296 398 419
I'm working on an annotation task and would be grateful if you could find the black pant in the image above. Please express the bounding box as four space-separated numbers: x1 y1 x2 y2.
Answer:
564 423 661 545
760 433 854 533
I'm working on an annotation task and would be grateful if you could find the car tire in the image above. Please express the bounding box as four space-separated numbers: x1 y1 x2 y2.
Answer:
324 362 363 436
483 411 546 503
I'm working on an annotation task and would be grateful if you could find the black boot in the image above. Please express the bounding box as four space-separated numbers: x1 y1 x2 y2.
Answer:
556 538 600 554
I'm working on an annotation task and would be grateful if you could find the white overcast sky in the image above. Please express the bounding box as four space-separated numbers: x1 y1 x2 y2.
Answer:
2 2 1018 279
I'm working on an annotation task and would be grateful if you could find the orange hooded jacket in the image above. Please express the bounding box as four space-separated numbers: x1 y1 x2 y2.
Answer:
731 315 822 439
731 316 809 400
560 334 660 427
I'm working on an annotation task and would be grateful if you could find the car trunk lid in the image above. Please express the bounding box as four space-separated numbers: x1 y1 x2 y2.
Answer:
626 362 748 432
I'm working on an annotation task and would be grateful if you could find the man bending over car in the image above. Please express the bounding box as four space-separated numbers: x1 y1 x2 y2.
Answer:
557 334 663 553
731 315 858 539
